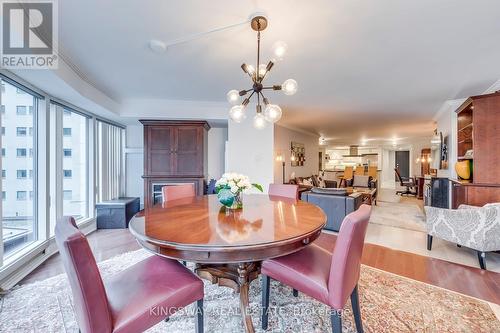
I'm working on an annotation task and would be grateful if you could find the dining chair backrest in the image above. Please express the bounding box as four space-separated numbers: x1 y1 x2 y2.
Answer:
162 184 195 203
354 166 365 176
368 166 377 179
268 184 298 200
394 168 404 185
343 166 354 179
55 216 113 333
328 204 371 309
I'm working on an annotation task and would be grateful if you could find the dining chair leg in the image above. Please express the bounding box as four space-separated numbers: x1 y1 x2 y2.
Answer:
426 235 433 251
292 288 298 297
182 261 187 266
477 251 486 270
261 274 270 330
195 299 204 333
350 285 364 333
330 309 342 333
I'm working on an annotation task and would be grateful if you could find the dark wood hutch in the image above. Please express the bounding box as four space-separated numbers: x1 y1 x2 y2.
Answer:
140 120 210 208
451 92 500 208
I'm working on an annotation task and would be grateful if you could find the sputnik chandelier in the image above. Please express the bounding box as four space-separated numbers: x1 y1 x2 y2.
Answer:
226 15 298 129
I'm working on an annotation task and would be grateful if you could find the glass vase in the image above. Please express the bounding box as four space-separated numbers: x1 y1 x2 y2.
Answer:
229 192 243 210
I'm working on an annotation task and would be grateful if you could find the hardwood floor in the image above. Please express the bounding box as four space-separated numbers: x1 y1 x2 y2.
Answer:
20 229 500 305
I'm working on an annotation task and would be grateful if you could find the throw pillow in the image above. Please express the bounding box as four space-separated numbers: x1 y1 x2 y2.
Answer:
353 175 370 187
302 178 313 186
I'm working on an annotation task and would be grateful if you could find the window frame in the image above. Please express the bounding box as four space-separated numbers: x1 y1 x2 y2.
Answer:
0 70 124 288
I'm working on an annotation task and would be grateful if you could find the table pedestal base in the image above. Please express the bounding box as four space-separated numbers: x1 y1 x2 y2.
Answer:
195 262 260 333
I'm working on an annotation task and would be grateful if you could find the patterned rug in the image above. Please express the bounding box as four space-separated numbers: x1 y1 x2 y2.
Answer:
1 249 499 333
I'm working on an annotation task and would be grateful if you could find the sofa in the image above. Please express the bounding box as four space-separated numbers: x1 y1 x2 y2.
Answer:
302 188 363 232
289 175 337 191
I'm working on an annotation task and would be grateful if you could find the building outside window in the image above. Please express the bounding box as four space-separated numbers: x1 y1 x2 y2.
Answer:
2 79 38 258
16 127 27 136
63 190 72 200
63 128 72 136
28 127 33 136
1 105 5 113
16 170 27 179
16 105 27 115
62 109 88 220
16 148 27 157
2 192 5 201
63 149 72 157
1 127 4 135
16 191 27 201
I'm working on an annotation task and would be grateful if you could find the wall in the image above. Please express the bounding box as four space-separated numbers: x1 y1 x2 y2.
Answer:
226 119 274 193
207 127 227 180
125 125 144 205
274 125 319 183
124 124 227 206
434 102 460 179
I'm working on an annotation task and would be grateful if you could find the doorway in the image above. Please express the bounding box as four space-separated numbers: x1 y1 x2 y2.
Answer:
395 150 410 180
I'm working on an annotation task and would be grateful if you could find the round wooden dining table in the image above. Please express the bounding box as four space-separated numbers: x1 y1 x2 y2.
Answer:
129 194 326 333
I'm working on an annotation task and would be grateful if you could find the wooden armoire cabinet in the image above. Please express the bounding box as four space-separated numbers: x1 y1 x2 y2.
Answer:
451 92 500 208
140 120 210 208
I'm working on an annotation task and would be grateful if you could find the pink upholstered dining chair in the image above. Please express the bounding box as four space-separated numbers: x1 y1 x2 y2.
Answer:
55 216 204 333
268 183 299 199
261 204 372 333
162 184 196 203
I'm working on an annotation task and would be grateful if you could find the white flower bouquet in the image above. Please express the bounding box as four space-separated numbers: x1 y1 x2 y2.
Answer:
215 173 263 209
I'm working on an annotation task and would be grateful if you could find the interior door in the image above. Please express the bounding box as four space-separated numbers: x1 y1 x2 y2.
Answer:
395 150 410 180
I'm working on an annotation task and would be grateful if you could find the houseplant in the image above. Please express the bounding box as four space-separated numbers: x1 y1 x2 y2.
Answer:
215 173 263 209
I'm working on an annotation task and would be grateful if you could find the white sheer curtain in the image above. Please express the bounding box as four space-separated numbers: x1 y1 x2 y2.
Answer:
96 121 125 202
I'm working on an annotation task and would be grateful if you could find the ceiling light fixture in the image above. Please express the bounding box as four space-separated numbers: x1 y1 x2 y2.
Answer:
149 39 167 53
227 15 297 129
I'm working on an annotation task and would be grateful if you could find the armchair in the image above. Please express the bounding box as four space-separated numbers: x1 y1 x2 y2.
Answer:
394 168 416 196
424 203 500 270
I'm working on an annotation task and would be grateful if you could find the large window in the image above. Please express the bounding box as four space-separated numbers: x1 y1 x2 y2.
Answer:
96 121 125 202
62 109 88 220
1 79 38 258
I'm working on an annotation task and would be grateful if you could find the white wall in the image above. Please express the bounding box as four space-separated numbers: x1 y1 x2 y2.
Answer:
125 125 144 205
207 127 227 180
274 125 319 183
226 120 274 193
435 106 458 179
381 149 396 188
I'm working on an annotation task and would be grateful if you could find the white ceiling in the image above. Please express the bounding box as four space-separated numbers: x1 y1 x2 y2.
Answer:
56 0 500 144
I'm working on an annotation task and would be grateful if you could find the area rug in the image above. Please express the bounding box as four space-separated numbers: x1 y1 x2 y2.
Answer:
369 201 426 233
1 250 499 333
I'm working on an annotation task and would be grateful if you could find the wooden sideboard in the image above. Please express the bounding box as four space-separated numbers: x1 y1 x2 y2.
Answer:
140 120 210 208
451 180 500 209
451 91 500 208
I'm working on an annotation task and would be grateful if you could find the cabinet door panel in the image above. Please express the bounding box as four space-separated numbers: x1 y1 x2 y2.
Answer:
147 126 175 175
150 151 174 175
149 127 174 150
451 182 467 209
175 127 203 175
176 127 200 152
